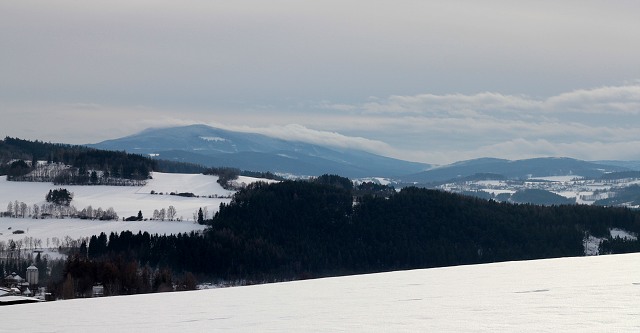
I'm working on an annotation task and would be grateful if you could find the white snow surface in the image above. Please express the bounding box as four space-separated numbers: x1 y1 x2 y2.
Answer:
0 217 206 243
610 228 638 240
199 136 227 142
3 253 640 332
0 172 233 220
584 235 604 256
0 173 242 242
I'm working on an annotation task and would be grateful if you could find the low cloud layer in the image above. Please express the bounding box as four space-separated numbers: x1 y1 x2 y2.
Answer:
317 84 640 164
3 84 639 165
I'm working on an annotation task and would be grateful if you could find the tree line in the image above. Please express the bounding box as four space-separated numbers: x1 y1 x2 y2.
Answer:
0 137 155 183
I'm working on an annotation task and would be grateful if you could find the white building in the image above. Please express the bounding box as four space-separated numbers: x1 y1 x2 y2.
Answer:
26 265 39 286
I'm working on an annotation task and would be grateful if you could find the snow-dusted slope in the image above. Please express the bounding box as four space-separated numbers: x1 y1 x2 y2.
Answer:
0 218 207 244
4 253 640 332
0 173 248 242
1 172 234 219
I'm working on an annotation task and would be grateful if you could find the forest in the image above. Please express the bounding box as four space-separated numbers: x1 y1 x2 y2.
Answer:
50 176 640 298
0 137 155 183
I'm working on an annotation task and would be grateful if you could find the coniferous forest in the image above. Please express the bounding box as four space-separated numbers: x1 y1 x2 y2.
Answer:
0 137 155 182
64 176 640 296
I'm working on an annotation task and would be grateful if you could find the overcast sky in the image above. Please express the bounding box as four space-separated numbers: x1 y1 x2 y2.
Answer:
2 1 639 165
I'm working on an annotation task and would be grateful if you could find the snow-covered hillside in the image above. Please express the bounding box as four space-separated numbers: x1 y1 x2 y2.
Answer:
1 172 234 219
4 253 639 332
0 218 207 245
0 173 274 243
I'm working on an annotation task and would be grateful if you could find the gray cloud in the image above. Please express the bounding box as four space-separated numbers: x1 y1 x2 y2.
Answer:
2 1 640 165
317 84 640 163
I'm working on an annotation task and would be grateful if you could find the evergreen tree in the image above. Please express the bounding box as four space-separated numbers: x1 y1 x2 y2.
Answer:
46 188 73 206
197 207 204 224
90 171 98 184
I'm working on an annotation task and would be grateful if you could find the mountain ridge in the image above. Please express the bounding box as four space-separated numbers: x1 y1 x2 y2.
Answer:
88 124 640 181
88 124 430 178
400 156 631 184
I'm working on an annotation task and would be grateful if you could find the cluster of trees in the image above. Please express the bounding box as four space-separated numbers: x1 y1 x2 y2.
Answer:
353 181 396 199
240 170 285 181
49 167 148 186
4 200 29 218
122 207 183 222
77 206 119 221
599 236 640 254
203 167 241 189
153 159 207 174
151 206 178 221
46 188 73 206
3 188 119 220
4 200 118 221
4 160 31 178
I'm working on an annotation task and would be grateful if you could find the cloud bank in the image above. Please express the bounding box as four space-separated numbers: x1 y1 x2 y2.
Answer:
318 84 640 164
1 84 639 165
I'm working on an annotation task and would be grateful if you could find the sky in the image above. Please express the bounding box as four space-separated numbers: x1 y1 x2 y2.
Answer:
1 0 639 165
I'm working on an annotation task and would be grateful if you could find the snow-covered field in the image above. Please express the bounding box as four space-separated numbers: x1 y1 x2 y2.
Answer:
1 172 234 220
4 253 640 332
0 173 262 244
0 218 207 243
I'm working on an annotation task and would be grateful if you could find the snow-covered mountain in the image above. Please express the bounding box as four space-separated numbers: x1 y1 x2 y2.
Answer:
88 124 429 178
5 253 639 332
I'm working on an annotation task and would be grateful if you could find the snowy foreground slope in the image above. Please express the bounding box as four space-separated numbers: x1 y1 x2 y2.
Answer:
5 253 640 332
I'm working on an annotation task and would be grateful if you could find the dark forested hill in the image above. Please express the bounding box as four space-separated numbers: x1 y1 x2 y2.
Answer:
83 177 640 286
0 137 156 181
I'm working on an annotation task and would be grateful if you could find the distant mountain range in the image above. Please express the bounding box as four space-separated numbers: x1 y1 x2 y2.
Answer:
88 124 429 178
88 124 640 182
398 157 635 184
